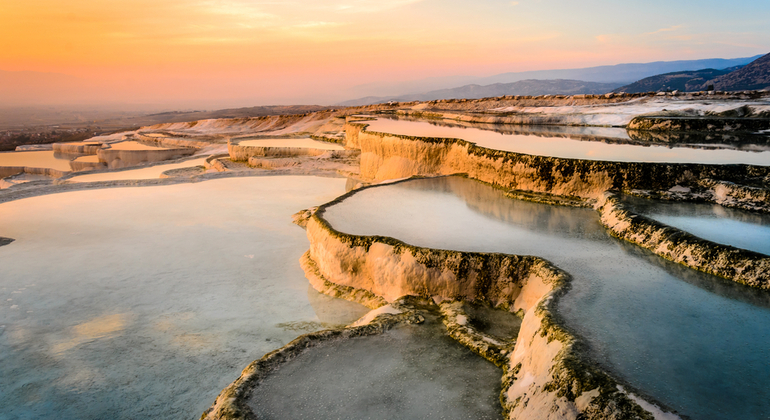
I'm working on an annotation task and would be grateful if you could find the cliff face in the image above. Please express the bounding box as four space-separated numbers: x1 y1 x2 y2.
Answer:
96 147 196 169
597 193 769 289
228 142 356 161
307 215 537 305
52 142 102 154
348 122 769 200
0 166 68 179
298 199 667 420
347 121 769 290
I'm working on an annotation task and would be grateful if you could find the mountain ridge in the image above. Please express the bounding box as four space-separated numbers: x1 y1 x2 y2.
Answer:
337 79 621 106
613 52 770 93
338 55 763 105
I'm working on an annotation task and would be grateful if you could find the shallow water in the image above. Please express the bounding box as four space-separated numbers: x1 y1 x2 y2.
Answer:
249 313 502 420
363 118 770 165
239 138 344 150
462 303 521 340
0 173 52 189
0 176 369 420
322 176 770 420
0 151 73 171
621 195 770 256
67 157 208 183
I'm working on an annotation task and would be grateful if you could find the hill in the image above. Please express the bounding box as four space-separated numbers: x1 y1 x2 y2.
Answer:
704 52 770 91
471 55 761 86
613 68 735 93
341 55 761 104
337 79 621 106
615 53 770 93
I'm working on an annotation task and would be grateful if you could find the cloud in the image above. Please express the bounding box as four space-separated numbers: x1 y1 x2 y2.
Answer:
292 21 345 29
197 0 277 20
321 0 425 13
644 25 684 35
511 1 519 5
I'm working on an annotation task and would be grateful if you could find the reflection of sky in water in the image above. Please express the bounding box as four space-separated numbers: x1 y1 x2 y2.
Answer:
364 118 770 165
68 157 208 182
621 195 770 256
0 150 74 171
323 177 770 420
0 176 369 420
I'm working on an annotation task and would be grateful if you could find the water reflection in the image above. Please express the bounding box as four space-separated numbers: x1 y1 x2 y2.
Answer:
621 194 770 256
323 176 770 420
67 157 208 182
0 150 73 172
0 176 366 420
363 117 770 165
403 116 770 150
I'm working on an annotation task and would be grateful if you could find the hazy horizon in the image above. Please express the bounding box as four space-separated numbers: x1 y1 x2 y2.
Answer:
2 0 769 109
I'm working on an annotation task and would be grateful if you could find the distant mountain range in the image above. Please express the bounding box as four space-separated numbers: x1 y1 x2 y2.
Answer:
708 52 770 91
468 56 763 85
614 52 770 93
338 55 764 105
612 68 739 93
337 79 622 106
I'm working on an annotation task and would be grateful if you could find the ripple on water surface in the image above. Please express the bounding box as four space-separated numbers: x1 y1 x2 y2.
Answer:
322 176 770 420
0 176 369 420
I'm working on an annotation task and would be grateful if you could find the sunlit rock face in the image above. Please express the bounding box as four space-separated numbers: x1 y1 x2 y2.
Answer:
597 193 769 289
363 117 770 165
315 176 770 420
346 121 770 200
95 141 196 169
620 194 770 257
3 99 768 420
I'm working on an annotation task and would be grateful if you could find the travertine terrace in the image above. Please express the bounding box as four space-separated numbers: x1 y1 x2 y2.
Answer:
2 92 769 420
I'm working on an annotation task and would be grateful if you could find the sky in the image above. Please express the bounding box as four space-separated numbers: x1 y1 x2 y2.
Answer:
1 0 769 107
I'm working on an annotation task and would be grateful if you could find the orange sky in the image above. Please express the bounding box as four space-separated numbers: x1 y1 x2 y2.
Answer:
1 0 769 106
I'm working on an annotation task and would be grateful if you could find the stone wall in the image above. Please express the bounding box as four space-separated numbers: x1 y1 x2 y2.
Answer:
597 192 770 289
347 121 769 200
296 195 670 420
96 147 196 169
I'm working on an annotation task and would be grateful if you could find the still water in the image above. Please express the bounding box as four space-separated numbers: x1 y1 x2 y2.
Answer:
249 311 502 420
363 118 770 165
0 176 369 420
0 151 74 172
621 195 770 256
322 176 770 420
67 157 208 183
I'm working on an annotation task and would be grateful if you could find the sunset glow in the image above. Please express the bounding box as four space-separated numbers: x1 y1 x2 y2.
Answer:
1 0 769 105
